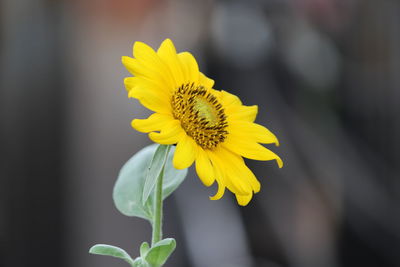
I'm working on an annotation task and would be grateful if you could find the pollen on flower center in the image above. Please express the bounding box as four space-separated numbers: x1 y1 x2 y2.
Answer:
171 83 228 149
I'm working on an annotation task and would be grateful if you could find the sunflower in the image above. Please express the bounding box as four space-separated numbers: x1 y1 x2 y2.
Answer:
122 39 282 206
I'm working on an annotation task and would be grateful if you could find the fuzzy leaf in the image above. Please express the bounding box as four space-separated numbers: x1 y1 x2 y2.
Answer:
142 145 170 205
145 238 176 267
113 144 188 222
89 244 135 266
140 241 150 257
132 257 149 267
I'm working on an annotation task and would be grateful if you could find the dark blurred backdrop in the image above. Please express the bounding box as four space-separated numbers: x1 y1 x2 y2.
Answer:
1 0 400 267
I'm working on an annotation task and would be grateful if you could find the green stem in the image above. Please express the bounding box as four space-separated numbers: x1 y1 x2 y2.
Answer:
152 165 164 246
151 145 170 246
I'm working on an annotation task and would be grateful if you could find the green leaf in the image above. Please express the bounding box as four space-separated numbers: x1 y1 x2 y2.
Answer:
140 241 150 257
89 244 135 266
113 145 155 220
144 238 176 267
142 145 170 205
162 149 188 199
132 257 149 267
113 144 188 222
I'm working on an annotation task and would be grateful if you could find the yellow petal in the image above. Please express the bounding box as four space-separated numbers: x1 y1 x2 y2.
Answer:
220 90 242 106
133 41 159 63
121 56 138 74
240 163 261 193
173 135 197 170
157 39 184 87
213 148 253 195
208 148 257 203
128 87 171 114
178 52 199 84
220 147 261 193
133 42 175 89
210 180 226 200
223 139 283 168
206 149 248 196
124 77 169 100
227 105 258 122
131 113 173 133
123 76 138 91
205 151 227 200
149 120 184 144
218 90 258 122
228 121 279 146
122 56 149 77
235 193 253 206
199 72 214 89
122 56 173 91
195 148 215 186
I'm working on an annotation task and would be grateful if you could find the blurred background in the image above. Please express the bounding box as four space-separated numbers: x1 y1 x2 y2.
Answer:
1 0 400 266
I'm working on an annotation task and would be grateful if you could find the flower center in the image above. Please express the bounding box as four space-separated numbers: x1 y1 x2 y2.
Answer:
171 83 228 149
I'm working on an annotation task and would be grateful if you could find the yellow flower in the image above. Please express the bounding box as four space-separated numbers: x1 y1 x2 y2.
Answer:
122 39 282 206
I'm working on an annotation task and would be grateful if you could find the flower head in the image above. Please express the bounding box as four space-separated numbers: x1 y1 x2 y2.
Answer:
122 39 282 206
